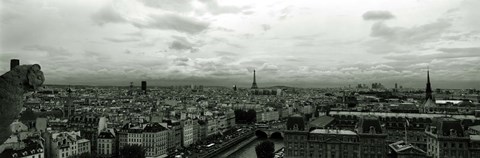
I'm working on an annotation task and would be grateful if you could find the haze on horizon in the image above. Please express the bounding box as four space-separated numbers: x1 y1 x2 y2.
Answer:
1 0 479 89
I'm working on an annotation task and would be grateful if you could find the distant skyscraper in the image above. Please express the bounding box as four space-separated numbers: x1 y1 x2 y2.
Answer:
425 69 433 101
233 85 237 91
10 59 19 70
141 81 147 94
251 70 258 89
395 83 398 89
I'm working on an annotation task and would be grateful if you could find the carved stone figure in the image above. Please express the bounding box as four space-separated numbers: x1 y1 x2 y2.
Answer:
0 64 44 144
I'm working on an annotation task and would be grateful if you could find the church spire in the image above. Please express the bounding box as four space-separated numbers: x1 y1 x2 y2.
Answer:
426 68 433 101
251 69 258 89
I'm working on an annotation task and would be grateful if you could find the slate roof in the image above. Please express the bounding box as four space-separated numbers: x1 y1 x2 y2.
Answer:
356 115 383 134
433 117 465 137
286 114 305 131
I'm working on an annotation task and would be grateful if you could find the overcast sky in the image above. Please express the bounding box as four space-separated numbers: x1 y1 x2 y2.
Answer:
1 0 479 88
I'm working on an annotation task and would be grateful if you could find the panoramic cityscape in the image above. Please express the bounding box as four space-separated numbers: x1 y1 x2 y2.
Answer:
1 0 480 158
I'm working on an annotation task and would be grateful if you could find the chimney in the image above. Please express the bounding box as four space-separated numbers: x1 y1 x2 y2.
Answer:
10 59 19 70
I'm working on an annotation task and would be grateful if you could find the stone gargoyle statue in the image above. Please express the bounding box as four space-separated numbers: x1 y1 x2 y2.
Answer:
0 64 44 144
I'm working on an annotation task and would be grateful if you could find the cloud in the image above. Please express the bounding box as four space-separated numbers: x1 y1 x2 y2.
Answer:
260 63 279 72
215 51 238 57
278 6 292 20
104 37 141 43
437 47 480 53
173 57 190 66
91 5 125 25
199 0 246 15
384 47 480 61
168 36 199 53
23 45 71 57
139 0 193 12
133 14 209 34
139 0 246 15
362 10 395 21
370 20 451 43
261 24 271 31
84 50 111 61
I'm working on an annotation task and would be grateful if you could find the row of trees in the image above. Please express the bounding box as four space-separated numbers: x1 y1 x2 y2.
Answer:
70 144 145 158
119 144 146 158
234 109 256 124
255 140 275 158
97 137 274 158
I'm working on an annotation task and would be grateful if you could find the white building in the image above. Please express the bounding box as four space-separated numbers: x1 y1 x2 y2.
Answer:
97 129 116 158
256 110 280 123
120 123 169 158
182 119 194 147
48 131 91 158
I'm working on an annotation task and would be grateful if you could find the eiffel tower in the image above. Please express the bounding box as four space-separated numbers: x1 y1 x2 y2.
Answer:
251 70 258 89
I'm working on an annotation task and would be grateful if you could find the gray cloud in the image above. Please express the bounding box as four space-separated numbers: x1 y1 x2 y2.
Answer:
370 20 451 43
215 51 238 57
139 0 193 12
437 47 480 53
173 57 190 66
23 45 71 56
168 36 199 53
363 10 395 21
139 0 246 15
91 5 125 25
84 50 111 61
104 37 141 43
199 0 246 15
261 24 271 31
133 14 209 34
278 6 292 20
384 47 480 61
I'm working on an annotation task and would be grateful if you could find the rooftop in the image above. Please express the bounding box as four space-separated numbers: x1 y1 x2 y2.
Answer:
470 135 480 141
470 125 480 132
389 140 426 154
310 129 357 135
77 139 90 144
330 111 479 120
310 115 334 128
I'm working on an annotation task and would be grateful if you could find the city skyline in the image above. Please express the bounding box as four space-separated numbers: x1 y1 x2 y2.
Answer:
1 0 480 88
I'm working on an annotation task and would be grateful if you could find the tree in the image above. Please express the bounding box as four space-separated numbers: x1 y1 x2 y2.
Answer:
255 140 275 158
120 144 145 158
247 109 257 123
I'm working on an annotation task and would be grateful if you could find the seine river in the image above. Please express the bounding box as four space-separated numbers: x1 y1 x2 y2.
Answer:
214 138 284 158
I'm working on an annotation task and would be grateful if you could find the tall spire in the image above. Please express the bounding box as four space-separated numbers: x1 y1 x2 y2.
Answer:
426 68 433 101
251 69 258 89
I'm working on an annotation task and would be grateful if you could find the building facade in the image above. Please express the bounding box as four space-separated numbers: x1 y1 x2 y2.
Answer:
97 129 116 158
425 117 470 158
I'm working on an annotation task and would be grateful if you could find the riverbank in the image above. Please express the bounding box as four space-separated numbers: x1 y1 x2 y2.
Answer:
199 130 254 158
213 136 257 158
218 138 284 158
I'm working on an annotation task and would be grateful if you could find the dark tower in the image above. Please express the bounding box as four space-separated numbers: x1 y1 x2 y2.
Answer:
141 81 147 94
128 82 134 95
10 59 19 71
251 70 258 89
64 88 75 118
233 85 237 91
426 69 433 101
